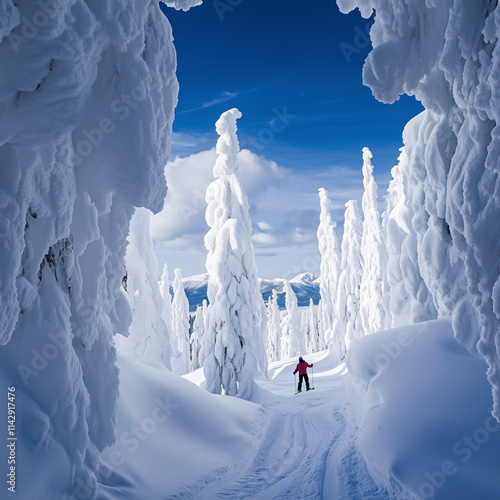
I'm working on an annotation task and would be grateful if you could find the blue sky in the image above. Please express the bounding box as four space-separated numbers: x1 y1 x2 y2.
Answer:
154 0 423 279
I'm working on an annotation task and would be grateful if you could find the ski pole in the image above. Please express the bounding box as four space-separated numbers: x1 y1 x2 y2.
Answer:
311 365 314 388
294 372 296 393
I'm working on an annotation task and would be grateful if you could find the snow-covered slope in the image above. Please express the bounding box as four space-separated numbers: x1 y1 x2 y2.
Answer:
96 318 500 498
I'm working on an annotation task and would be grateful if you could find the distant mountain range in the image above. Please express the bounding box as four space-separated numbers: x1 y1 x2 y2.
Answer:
182 273 321 311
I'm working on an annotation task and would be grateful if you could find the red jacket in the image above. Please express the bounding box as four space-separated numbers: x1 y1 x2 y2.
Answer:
294 361 312 375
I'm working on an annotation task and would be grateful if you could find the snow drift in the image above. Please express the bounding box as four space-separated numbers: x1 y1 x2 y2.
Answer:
345 319 500 499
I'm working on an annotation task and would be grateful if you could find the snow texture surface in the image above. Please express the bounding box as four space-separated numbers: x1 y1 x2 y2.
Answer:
0 0 183 496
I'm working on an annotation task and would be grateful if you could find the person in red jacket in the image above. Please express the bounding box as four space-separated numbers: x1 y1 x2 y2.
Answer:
293 356 313 392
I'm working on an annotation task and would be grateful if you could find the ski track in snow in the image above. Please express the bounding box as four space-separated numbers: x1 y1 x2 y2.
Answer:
169 359 412 500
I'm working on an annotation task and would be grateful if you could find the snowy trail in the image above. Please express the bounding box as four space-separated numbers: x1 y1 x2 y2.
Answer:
175 351 409 500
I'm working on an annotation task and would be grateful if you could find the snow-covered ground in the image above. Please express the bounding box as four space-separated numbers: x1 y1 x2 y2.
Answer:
98 319 500 499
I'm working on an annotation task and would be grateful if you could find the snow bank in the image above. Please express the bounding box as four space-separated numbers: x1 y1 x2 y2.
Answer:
337 0 500 420
0 0 199 496
345 319 500 499
100 356 262 499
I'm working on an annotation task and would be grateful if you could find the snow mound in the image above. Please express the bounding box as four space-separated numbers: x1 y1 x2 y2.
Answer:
99 356 263 499
345 319 500 500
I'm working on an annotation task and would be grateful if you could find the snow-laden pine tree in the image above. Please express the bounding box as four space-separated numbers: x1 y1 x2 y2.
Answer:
308 298 319 353
317 188 341 348
191 303 205 370
202 108 268 399
266 289 281 361
197 300 208 367
334 200 363 361
317 300 325 350
359 148 386 334
115 208 173 367
300 307 310 353
159 263 173 333
171 268 190 374
280 282 304 358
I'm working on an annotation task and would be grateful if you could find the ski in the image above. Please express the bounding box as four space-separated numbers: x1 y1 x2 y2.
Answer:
295 388 315 394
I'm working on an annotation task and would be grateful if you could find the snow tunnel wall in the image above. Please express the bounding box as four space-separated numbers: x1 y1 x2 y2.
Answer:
337 0 500 420
0 0 181 497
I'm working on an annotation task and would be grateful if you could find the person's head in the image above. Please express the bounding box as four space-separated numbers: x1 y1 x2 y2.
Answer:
299 357 304 363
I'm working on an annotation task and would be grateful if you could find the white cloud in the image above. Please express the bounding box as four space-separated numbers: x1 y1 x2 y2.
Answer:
151 147 389 278
150 148 288 251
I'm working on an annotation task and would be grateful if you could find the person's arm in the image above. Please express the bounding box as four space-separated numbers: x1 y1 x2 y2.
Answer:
307 362 313 367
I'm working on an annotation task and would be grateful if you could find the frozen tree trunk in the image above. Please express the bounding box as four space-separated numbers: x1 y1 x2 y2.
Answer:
115 208 172 368
202 108 267 399
334 200 363 363
171 268 190 374
359 148 386 334
281 282 304 358
317 188 341 348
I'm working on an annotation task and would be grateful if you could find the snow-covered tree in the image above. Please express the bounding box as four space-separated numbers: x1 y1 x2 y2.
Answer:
266 290 281 362
317 299 325 350
334 200 363 361
115 208 173 367
317 188 341 348
280 282 304 358
191 303 205 370
308 298 319 353
359 148 386 334
171 268 190 374
338 0 500 422
0 0 194 495
159 263 173 332
202 108 268 399
196 300 208 367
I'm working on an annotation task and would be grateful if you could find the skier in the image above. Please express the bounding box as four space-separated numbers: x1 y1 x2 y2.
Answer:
293 356 313 393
